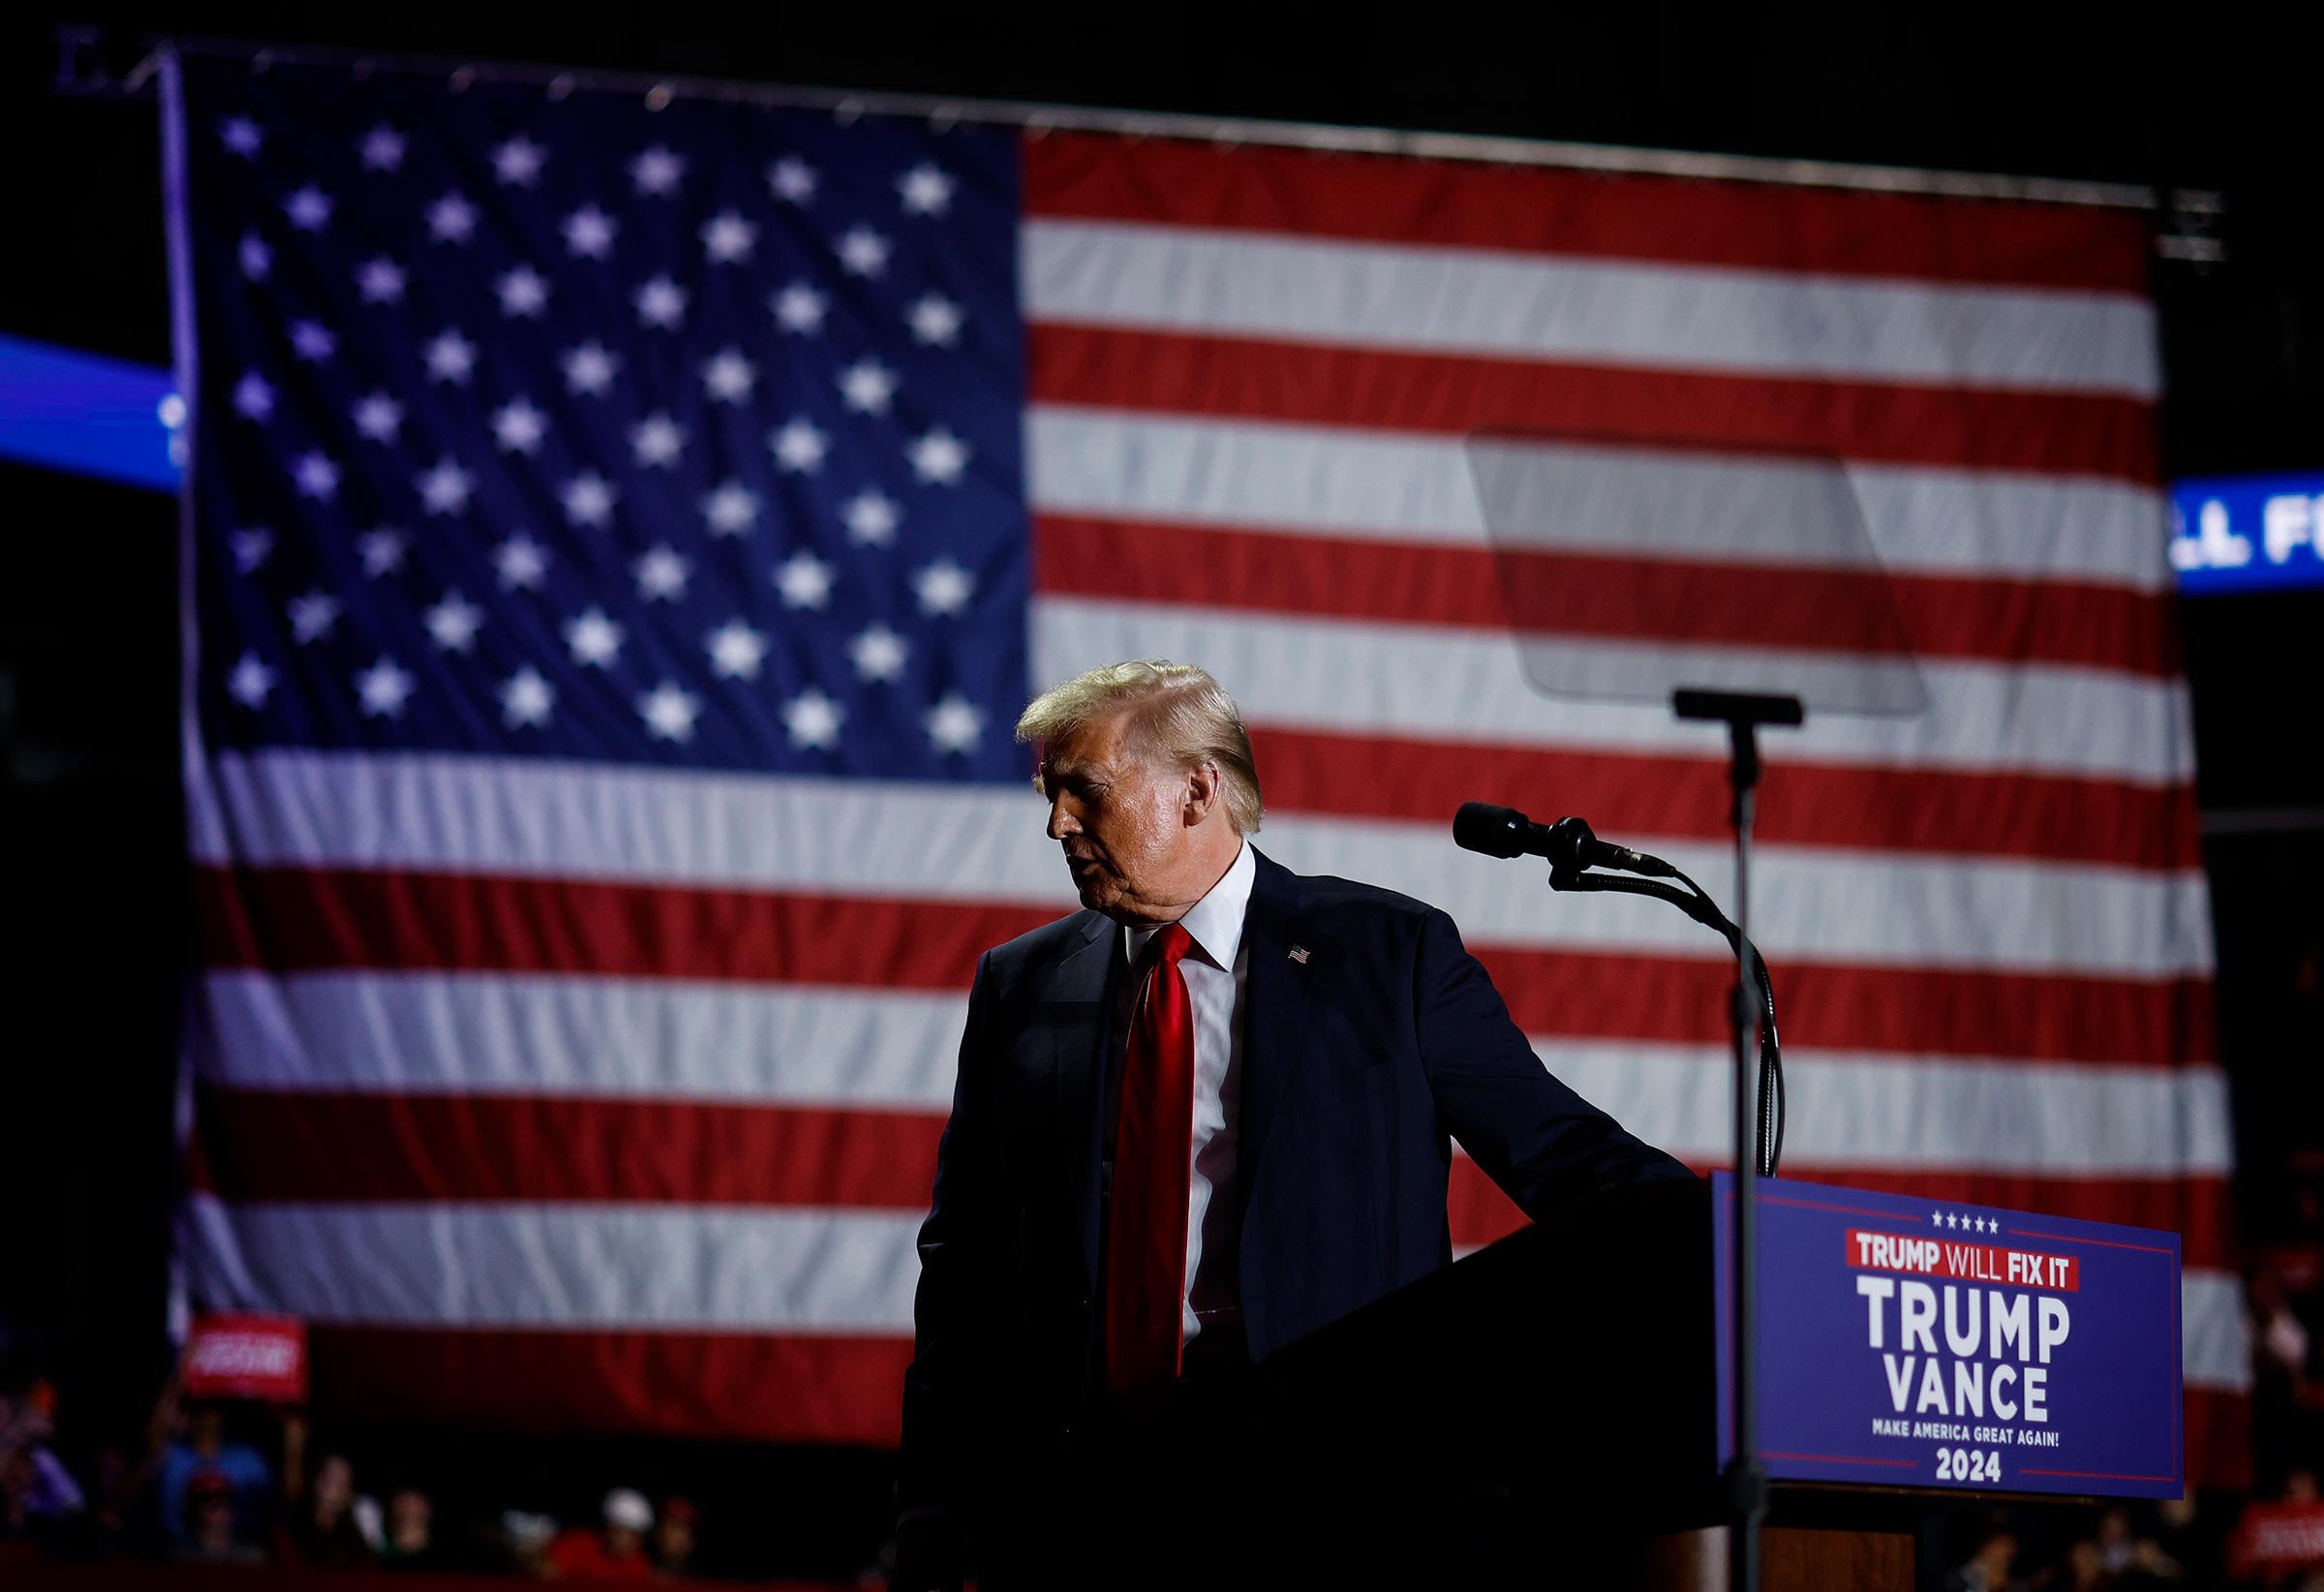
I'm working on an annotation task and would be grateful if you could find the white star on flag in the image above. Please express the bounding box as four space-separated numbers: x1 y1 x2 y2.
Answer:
232 373 274 421
638 682 703 742
767 156 818 203
906 293 963 347
836 226 891 278
219 116 263 158
701 350 757 404
628 413 687 469
496 265 550 318
914 557 974 616
629 145 686 196
632 544 691 601
783 688 843 750
290 321 337 362
926 692 986 754
848 623 909 683
238 233 271 281
562 472 618 529
417 458 475 516
841 490 900 546
495 535 549 591
562 204 618 260
356 528 409 576
701 481 759 536
427 192 478 243
775 550 836 609
229 529 273 572
291 450 340 501
491 397 548 455
634 275 688 328
706 620 769 680
898 163 956 216
564 607 625 668
701 211 757 263
424 593 484 652
353 392 404 443
500 666 555 728
289 592 342 645
227 652 276 708
561 342 620 397
355 657 415 718
771 417 829 474
284 185 333 232
839 358 899 415
358 123 406 171
355 257 409 305
909 427 969 485
423 328 476 384
773 283 828 335
491 135 547 187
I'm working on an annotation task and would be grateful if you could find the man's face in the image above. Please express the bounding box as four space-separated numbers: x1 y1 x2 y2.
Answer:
1039 710 1194 926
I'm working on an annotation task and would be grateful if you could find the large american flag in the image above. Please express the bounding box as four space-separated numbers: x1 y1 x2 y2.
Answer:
167 52 2247 1480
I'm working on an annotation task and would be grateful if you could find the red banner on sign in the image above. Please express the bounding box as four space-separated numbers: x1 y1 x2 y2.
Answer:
1845 1229 2080 1292
183 1313 307 1402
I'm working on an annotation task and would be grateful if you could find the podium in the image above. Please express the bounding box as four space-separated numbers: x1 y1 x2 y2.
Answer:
1249 1176 2183 1590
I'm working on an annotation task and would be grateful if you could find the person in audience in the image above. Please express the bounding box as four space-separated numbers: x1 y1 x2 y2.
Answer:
157 1400 271 1546
380 1485 450 1571
173 1469 265 1565
542 1486 655 1580
278 1450 372 1567
1947 1525 2020 1592
653 1494 698 1578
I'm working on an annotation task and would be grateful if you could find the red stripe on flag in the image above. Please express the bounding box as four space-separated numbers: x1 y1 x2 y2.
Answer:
307 1325 908 1445
196 1087 945 1209
1023 135 2155 293
1035 513 2179 676
1028 324 2159 483
1252 725 2202 872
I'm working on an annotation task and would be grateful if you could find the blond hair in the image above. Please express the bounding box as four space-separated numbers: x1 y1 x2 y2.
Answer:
1015 660 1264 834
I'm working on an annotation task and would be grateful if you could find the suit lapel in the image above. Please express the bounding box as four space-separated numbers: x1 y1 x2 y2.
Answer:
1046 911 1118 1289
1238 847 1316 1184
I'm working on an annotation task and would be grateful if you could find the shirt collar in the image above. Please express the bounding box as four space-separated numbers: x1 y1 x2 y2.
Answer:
1125 839 1254 971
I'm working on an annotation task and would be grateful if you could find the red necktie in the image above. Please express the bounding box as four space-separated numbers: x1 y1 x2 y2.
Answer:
1106 922 1196 1394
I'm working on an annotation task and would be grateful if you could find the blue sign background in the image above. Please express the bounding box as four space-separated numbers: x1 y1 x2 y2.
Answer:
2171 473 2324 595
1713 1175 2183 1498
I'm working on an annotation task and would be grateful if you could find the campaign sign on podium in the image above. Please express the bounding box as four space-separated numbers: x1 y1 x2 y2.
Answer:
1713 1175 2184 1498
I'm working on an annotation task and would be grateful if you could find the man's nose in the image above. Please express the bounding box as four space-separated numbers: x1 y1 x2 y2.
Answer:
1046 796 1078 841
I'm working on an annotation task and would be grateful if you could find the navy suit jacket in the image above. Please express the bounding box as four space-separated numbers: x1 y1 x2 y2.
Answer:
898 845 1690 1515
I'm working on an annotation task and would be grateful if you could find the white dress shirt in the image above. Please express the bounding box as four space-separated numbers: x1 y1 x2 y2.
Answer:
1122 838 1254 1349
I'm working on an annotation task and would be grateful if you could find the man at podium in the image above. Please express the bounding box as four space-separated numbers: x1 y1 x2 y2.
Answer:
894 661 1690 1590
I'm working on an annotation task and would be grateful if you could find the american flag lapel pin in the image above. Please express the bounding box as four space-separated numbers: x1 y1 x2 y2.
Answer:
1288 944 1310 964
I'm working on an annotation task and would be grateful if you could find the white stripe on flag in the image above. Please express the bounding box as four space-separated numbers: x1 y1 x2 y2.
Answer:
1022 220 2161 397
2185 1271 2254 1393
1028 407 2174 593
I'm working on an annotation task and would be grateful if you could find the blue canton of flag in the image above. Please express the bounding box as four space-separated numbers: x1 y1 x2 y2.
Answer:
185 57 1027 781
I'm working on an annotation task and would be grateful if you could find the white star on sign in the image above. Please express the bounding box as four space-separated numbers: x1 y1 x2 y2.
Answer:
773 282 828 335
229 529 273 572
770 417 829 474
632 544 690 601
289 592 341 645
907 292 963 347
836 226 891 278
358 123 407 171
289 321 336 362
775 550 836 609
561 472 618 529
783 688 843 750
495 534 549 591
898 163 956 216
702 481 759 536
491 135 546 187
767 156 818 203
291 450 340 501
629 145 686 196
842 490 900 546
353 392 404 443
701 210 757 263
633 274 688 328
232 372 274 421
355 258 407 304
427 192 478 243
227 652 276 708
914 557 974 616
284 185 333 232
700 349 756 404
926 691 986 754
417 457 475 516
496 264 550 318
706 619 769 680
561 342 621 397
425 592 484 653
638 682 703 743
239 233 271 280
909 427 969 485
1931 1210 1943 1227
491 397 548 455
423 327 476 384
1945 1212 1959 1230
501 666 555 728
219 116 263 159
628 413 687 469
839 357 899 415
848 623 909 683
356 657 415 719
564 607 625 667
562 204 618 260
356 528 409 576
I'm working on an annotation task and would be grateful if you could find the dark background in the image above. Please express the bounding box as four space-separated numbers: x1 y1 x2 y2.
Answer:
4 5 2319 1572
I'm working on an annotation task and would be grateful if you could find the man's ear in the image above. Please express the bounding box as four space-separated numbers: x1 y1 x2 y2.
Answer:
1181 760 1222 826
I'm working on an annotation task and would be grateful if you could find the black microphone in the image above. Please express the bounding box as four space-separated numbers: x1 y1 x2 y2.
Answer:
1452 802 1674 877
